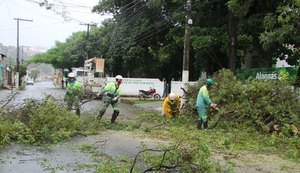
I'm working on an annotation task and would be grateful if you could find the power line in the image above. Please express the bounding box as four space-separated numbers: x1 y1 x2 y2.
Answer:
135 22 172 43
133 7 183 43
80 23 97 60
111 0 223 50
115 1 147 27
113 0 160 37
8 0 61 20
103 1 156 50
4 0 14 26
25 0 89 23
119 1 157 31
107 2 182 51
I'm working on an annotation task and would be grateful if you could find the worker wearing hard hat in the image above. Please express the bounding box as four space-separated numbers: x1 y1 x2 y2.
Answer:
196 78 218 129
97 75 123 123
64 72 83 116
162 93 181 119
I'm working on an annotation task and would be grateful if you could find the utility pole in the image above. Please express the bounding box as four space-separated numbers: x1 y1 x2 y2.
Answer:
14 18 33 88
80 23 97 87
181 0 192 108
80 23 97 60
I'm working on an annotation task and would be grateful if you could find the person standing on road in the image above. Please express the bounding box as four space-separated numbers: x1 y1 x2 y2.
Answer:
97 75 123 123
64 72 83 116
162 93 181 119
196 78 218 129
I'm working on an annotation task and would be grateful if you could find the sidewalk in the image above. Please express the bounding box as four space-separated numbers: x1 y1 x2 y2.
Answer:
0 88 18 108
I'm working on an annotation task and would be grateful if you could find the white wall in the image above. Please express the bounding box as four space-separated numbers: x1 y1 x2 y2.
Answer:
170 81 197 97
103 77 198 96
106 77 164 96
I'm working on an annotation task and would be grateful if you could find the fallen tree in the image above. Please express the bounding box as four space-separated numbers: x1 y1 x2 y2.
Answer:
183 69 300 137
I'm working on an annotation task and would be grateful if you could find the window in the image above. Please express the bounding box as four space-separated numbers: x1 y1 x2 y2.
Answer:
76 71 88 77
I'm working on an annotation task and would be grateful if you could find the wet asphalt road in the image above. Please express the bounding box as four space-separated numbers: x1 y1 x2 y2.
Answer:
6 81 160 119
0 81 164 173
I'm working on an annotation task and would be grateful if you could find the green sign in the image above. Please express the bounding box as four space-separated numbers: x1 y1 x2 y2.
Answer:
237 67 298 81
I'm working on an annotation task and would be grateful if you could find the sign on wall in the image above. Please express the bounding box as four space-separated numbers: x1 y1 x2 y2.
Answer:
106 77 164 96
237 67 298 81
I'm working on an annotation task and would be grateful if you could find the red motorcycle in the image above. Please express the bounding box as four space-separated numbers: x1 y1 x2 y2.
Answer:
138 87 161 100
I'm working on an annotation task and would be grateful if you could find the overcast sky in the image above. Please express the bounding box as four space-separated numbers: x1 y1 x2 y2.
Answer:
0 0 111 51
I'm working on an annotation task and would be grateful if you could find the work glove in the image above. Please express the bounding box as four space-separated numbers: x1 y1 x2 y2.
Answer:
112 97 118 102
210 103 217 109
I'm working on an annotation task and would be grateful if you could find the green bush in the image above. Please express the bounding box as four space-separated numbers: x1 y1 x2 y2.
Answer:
0 98 80 145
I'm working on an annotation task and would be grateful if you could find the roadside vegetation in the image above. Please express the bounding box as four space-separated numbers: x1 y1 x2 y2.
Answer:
185 69 300 137
0 97 80 145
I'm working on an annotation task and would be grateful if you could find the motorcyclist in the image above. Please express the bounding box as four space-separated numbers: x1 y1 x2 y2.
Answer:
64 72 83 116
161 93 181 119
97 75 123 123
196 78 218 129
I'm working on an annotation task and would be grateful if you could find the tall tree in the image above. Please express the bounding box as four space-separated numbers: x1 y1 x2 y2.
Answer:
260 0 300 85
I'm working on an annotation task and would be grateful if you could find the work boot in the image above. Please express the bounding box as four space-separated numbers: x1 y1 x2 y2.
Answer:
197 119 202 129
98 109 105 120
203 121 208 129
76 108 80 116
111 110 120 123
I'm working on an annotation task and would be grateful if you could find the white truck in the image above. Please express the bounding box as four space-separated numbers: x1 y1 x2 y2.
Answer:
65 57 106 98
68 57 105 98
70 67 88 84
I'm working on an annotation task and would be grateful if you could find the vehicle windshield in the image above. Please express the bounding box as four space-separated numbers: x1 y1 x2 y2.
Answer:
76 71 88 76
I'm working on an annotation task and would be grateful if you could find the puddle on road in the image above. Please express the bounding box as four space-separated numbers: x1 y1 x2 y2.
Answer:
0 130 166 173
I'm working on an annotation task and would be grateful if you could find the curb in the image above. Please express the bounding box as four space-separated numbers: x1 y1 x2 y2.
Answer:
0 90 19 108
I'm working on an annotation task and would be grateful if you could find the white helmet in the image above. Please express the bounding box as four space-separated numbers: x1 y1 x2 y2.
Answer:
68 72 75 78
115 75 123 80
169 93 176 101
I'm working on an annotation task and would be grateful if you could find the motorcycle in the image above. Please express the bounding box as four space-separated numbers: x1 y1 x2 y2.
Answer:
138 87 161 100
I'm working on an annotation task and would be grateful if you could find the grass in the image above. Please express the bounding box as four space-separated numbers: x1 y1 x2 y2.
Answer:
81 111 299 172
125 112 300 162
1 99 299 172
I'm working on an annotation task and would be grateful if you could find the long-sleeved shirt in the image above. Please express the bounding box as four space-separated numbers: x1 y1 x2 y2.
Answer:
162 95 181 119
66 81 82 96
196 85 212 108
99 82 122 98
